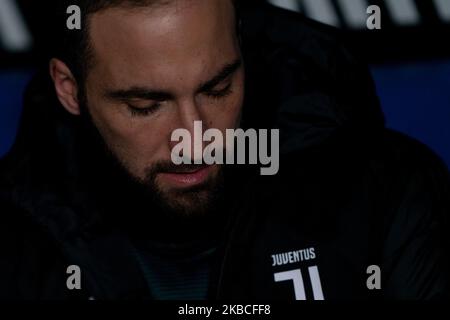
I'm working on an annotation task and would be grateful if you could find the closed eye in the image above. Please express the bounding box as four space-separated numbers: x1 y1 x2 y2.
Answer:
204 82 233 99
127 102 162 116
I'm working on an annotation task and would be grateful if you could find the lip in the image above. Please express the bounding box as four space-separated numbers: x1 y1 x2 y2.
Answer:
158 165 213 188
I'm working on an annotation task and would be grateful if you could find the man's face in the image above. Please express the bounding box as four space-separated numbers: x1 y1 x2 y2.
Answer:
82 0 244 215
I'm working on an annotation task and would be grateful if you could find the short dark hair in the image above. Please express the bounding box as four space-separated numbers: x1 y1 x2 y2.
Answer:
53 0 240 84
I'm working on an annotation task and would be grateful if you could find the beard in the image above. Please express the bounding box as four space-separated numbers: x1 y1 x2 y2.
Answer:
74 99 228 242
138 160 225 217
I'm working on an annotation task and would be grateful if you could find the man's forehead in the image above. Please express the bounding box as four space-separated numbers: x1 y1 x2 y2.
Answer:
88 0 236 43
87 0 239 92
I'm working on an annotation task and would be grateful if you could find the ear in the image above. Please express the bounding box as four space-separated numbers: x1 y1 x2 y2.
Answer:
49 58 81 115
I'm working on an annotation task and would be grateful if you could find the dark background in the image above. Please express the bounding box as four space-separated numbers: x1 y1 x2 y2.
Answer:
1 0 449 166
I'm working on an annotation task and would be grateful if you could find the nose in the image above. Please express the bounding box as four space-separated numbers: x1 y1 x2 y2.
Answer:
169 99 209 162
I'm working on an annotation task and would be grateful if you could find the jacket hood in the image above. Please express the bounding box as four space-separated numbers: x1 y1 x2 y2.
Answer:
240 4 384 153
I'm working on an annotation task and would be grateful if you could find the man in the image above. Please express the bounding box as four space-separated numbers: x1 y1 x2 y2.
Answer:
0 0 449 300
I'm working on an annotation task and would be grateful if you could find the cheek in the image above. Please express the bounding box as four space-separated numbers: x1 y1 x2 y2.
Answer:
205 78 245 131
86 100 168 177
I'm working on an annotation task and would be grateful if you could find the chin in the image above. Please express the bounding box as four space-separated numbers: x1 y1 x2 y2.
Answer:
161 188 216 217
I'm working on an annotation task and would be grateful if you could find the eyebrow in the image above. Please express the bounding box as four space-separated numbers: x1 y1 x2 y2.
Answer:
197 59 242 93
104 59 242 102
104 87 173 102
